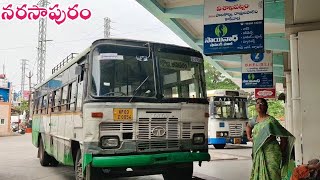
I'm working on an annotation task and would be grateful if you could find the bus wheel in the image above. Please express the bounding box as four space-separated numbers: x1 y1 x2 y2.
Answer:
162 163 193 180
214 144 226 149
50 157 59 167
38 137 50 166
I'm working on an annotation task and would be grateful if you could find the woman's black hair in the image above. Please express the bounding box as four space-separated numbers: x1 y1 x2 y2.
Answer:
256 98 268 109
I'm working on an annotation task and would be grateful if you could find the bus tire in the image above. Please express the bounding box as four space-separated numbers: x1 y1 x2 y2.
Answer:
50 156 59 167
39 137 50 166
214 144 226 149
162 163 193 180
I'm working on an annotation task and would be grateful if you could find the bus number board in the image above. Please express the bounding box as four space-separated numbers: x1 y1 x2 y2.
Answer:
113 108 133 121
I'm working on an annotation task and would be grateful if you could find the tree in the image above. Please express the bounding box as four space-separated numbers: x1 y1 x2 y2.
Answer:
248 100 285 119
16 100 29 114
204 61 239 90
204 60 285 119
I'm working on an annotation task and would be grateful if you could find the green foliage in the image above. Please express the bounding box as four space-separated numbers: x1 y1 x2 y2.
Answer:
203 60 285 120
204 61 239 90
248 100 285 119
16 100 29 114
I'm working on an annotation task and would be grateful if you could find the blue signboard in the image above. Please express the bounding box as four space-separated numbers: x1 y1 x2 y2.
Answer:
204 21 264 55
242 72 273 88
0 89 9 102
204 0 264 55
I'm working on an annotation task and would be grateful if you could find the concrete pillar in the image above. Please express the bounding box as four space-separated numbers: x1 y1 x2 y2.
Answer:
285 72 293 134
290 34 303 165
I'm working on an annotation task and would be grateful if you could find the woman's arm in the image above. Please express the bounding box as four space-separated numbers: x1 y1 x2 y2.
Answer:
246 123 253 141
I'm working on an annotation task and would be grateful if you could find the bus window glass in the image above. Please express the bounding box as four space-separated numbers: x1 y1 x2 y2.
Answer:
157 50 204 98
234 101 247 119
55 89 62 111
91 45 154 97
70 82 77 110
211 97 247 119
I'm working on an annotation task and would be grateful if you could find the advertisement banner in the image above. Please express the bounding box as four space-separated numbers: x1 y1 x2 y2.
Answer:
255 88 276 99
242 51 273 88
204 0 264 24
203 0 264 55
242 72 273 88
204 21 264 55
242 51 273 73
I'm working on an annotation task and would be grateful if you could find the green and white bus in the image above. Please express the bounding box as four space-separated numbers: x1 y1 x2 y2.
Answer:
31 39 210 179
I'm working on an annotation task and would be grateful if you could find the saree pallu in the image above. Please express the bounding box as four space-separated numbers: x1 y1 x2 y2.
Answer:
250 116 295 180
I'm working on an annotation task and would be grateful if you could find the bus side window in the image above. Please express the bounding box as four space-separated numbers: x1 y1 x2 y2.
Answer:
69 81 77 111
77 75 84 111
38 97 43 114
61 85 69 112
50 91 56 113
34 98 39 114
55 89 62 112
42 95 48 114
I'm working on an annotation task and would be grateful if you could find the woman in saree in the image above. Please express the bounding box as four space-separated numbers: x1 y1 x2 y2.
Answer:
246 98 295 180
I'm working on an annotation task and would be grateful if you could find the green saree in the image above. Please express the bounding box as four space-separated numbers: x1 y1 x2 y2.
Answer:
250 116 295 180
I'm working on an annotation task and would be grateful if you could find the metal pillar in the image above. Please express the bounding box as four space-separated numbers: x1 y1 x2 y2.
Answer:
20 59 28 98
36 0 49 84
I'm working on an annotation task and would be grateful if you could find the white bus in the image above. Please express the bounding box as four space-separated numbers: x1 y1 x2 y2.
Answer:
207 89 249 149
31 39 210 180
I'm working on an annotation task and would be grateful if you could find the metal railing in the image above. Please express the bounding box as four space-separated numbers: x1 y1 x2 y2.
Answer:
51 53 78 74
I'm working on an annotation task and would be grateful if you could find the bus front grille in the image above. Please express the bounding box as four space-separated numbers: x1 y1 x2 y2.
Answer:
137 140 179 150
137 117 180 150
229 123 243 137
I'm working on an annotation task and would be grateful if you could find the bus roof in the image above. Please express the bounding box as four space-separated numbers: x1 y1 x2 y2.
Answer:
34 38 202 90
34 47 90 90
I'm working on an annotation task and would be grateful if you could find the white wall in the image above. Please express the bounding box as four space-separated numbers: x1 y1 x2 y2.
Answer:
298 30 320 163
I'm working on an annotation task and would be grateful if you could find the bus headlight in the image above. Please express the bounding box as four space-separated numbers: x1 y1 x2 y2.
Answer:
100 136 120 148
192 133 205 145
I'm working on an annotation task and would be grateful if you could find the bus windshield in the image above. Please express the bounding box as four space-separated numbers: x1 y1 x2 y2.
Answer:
157 48 205 98
210 97 248 119
91 44 155 97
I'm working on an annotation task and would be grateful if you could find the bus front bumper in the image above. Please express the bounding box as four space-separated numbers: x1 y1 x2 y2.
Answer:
87 152 210 168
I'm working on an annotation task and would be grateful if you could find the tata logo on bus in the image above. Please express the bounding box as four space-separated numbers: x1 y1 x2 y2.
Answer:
152 126 166 137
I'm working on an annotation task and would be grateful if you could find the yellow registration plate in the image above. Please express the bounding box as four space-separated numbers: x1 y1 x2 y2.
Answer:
234 138 241 144
113 108 133 121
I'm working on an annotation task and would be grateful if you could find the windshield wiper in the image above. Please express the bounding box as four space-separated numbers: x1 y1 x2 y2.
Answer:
129 76 149 102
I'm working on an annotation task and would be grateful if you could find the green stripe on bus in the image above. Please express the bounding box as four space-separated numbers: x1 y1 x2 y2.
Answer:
91 152 210 168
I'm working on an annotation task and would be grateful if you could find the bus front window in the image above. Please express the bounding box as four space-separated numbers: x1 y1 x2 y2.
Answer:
214 101 232 119
157 48 205 98
234 101 248 119
91 44 155 98
212 97 248 119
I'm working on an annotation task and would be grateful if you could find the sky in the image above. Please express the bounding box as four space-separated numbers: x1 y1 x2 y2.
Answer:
0 0 188 92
